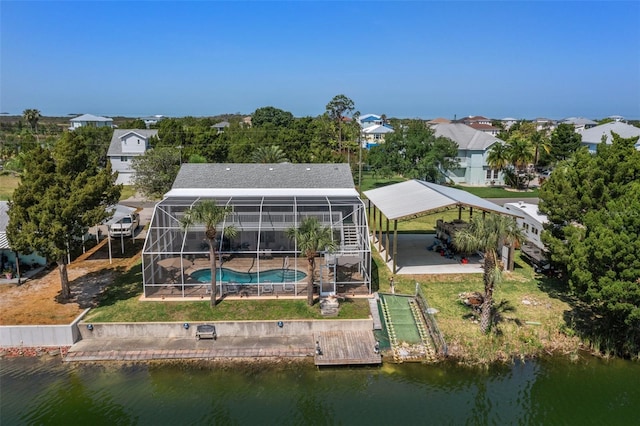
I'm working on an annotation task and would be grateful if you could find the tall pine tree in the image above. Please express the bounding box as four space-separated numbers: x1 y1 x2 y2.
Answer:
7 132 120 300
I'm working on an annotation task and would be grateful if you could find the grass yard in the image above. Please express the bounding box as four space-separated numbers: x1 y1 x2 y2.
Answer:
371 246 580 364
119 185 137 200
358 171 539 199
0 173 20 200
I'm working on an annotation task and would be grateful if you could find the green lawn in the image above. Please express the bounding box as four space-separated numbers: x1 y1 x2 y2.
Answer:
85 262 371 322
0 173 20 200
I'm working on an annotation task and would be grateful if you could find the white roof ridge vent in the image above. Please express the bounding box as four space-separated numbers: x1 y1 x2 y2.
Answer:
306 167 311 171
269 167 274 171
225 167 231 171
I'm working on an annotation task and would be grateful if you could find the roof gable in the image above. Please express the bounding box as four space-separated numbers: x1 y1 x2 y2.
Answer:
432 123 502 151
107 129 158 156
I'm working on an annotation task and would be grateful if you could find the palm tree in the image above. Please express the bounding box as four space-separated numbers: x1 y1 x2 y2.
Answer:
180 200 237 307
453 214 523 333
507 137 534 172
286 217 338 306
252 145 288 163
487 142 510 174
22 108 41 133
531 132 551 168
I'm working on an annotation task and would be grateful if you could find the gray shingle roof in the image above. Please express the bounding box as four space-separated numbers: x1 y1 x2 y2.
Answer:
107 129 158 156
432 123 502 151
70 113 112 122
171 163 355 190
580 122 640 145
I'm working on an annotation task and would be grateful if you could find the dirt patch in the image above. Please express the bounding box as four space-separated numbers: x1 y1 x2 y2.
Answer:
0 239 142 325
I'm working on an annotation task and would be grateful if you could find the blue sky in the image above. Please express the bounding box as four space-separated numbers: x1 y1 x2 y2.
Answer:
2 1 639 119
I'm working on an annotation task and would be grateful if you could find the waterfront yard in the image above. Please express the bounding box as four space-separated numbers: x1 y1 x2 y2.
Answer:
1 231 581 363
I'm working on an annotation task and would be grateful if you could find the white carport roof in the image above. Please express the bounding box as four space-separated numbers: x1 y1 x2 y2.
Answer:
104 204 137 226
364 180 519 220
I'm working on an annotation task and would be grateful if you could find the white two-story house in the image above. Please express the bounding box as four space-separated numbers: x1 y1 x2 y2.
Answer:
107 129 158 185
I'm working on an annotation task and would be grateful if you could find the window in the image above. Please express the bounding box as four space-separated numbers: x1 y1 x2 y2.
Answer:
493 170 499 179
120 156 128 162
486 169 492 179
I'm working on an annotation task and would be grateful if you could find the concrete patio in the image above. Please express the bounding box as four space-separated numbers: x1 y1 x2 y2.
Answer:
378 234 484 275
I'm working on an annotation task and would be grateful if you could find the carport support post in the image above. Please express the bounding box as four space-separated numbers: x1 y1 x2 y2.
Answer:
385 218 390 262
378 213 383 253
371 206 377 243
458 205 462 221
469 207 473 220
392 220 398 274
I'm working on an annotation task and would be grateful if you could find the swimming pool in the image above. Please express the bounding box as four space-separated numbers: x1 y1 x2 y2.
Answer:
191 268 307 284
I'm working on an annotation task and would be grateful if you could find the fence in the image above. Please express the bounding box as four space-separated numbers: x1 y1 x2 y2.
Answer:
415 283 448 357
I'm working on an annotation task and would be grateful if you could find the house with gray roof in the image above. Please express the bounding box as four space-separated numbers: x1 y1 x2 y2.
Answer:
142 163 371 300
562 117 597 131
579 122 640 153
69 113 113 130
107 129 159 184
431 123 505 186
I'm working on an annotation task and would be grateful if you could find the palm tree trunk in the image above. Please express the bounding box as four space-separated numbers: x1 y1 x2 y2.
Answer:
480 250 496 333
209 240 217 307
58 257 70 300
307 257 315 306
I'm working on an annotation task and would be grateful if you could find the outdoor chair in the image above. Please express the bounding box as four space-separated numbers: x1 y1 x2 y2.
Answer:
262 281 274 294
283 282 295 293
226 283 239 295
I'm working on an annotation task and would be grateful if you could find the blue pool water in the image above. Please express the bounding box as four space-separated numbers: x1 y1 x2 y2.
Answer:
191 268 306 283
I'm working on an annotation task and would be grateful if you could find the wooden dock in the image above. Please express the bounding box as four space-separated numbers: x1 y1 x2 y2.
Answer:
369 297 382 330
314 330 382 366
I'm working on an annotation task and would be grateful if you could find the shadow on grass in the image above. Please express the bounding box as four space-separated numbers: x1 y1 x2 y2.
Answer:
94 262 143 307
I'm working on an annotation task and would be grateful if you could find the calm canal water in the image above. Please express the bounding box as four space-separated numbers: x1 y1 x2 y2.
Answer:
1 356 639 425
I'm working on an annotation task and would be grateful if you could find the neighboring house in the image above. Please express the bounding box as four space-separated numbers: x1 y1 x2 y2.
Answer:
358 114 383 128
242 116 252 127
562 117 598 132
69 113 114 130
427 117 451 125
107 129 159 185
458 115 492 126
501 118 518 130
431 123 504 186
579 122 640 153
535 118 557 133
361 123 394 147
142 163 372 299
141 115 166 128
456 116 500 136
0 202 47 278
212 121 230 133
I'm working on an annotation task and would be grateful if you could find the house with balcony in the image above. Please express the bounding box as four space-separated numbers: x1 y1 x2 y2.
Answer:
107 129 159 184
431 123 504 186
69 113 113 130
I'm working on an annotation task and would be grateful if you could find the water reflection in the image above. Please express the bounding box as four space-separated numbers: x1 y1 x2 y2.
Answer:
1 357 639 425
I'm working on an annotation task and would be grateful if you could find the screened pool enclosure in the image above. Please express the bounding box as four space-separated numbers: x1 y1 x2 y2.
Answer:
142 163 372 299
